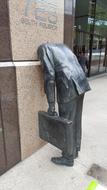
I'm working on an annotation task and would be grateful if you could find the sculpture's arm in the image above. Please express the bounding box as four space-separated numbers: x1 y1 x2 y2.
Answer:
38 44 57 116
44 73 57 116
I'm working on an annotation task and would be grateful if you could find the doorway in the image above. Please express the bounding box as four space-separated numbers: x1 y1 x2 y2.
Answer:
74 29 107 76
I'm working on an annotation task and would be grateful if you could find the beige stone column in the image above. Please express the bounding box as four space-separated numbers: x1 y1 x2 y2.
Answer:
15 63 48 160
8 0 64 60
8 0 64 160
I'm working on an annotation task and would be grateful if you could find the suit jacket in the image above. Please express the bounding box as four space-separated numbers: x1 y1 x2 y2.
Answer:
38 43 90 103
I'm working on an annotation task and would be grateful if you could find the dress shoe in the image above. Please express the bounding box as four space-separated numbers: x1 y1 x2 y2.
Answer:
51 156 74 166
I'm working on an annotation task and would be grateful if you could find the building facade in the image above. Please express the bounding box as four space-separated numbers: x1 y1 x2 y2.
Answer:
0 0 107 176
0 0 75 175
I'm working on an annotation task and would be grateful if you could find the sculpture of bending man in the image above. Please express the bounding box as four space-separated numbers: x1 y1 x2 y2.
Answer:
38 43 90 166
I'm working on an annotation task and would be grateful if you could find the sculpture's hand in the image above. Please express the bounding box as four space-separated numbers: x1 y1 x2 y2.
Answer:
48 103 58 116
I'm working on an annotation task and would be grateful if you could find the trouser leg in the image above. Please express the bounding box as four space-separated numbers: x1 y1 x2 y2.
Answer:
58 99 77 159
75 94 84 151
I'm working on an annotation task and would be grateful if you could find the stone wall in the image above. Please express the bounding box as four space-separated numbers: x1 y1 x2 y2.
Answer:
9 0 64 60
15 63 47 159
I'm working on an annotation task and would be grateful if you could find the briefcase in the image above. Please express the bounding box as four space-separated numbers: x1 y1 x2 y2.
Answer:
38 111 73 153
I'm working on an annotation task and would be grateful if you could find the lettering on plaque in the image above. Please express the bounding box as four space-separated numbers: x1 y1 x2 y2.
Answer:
21 0 58 30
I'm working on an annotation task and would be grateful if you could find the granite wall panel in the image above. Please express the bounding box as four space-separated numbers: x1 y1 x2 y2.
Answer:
0 67 21 171
0 0 12 61
16 64 47 159
8 0 64 61
0 106 6 175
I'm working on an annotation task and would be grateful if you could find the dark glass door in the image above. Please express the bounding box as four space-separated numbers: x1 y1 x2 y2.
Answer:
74 29 107 76
74 0 107 76
89 35 107 75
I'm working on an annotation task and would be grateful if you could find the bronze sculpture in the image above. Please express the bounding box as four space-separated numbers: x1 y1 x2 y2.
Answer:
38 43 90 166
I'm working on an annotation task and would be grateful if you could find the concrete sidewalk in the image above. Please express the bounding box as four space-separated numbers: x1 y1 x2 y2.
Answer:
0 74 107 190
